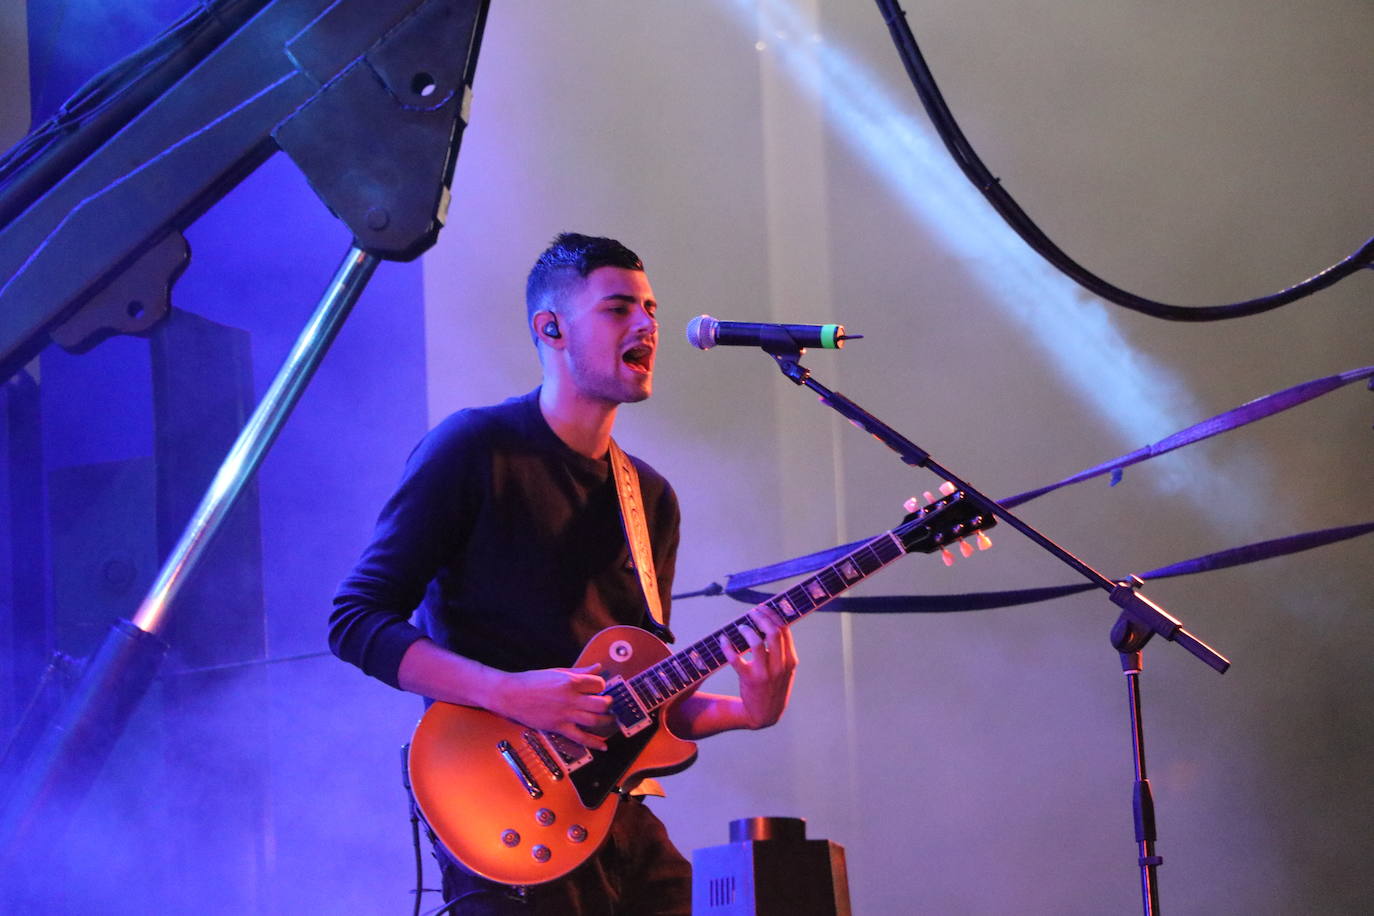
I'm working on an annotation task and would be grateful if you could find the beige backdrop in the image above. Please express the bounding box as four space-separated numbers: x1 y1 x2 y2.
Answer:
418 1 1373 912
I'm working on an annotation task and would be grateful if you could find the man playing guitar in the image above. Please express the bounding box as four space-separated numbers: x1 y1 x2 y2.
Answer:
330 233 799 914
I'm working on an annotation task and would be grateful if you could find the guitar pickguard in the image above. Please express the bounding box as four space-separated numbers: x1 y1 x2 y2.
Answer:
560 627 701 806
566 714 661 808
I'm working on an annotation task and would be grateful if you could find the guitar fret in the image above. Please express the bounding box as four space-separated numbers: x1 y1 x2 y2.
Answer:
877 533 904 560
700 639 727 668
724 623 751 652
622 652 715 715
836 557 862 583
770 595 800 622
659 661 684 692
680 655 699 680
785 585 816 614
855 545 884 575
677 650 707 679
818 567 846 594
626 534 909 716
632 675 659 706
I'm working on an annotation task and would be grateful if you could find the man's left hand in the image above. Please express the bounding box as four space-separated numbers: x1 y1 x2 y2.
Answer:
720 607 798 729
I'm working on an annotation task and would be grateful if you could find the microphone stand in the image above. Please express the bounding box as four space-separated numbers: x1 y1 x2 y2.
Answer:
756 331 1229 916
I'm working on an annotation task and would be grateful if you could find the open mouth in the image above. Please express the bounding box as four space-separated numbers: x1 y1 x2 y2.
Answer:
622 344 653 373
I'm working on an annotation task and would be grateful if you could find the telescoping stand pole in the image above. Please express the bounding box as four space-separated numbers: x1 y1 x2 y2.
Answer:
0 245 379 873
1111 594 1166 913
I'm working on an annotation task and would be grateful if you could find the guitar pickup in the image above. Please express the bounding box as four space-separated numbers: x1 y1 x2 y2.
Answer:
522 730 564 781
543 731 593 770
604 677 651 737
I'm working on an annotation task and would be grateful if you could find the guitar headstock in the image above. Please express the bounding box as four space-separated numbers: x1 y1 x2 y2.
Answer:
897 484 996 565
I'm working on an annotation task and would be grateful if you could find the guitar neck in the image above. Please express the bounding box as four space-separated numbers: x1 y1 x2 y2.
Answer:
624 528 908 714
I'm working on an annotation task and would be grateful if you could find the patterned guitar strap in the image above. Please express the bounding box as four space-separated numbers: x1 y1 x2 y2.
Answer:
607 439 672 799
607 439 673 644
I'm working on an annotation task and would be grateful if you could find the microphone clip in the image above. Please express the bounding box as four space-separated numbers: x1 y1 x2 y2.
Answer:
755 324 809 358
771 351 812 386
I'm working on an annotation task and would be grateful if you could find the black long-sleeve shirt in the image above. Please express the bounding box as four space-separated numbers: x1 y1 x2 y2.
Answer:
330 388 679 689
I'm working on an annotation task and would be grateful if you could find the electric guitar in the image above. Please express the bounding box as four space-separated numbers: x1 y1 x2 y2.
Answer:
407 488 996 886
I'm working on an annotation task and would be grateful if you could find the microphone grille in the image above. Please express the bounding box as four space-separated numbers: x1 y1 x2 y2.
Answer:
685 314 717 350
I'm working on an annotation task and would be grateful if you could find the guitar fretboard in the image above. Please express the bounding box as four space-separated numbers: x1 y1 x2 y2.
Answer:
621 529 907 715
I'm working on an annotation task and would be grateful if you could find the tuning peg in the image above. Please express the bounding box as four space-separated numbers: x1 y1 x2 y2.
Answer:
903 496 920 513
922 490 935 505
958 539 974 558
939 481 957 496
976 531 992 551
940 547 955 566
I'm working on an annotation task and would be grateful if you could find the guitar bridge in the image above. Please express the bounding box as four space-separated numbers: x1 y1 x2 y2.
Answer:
496 739 543 799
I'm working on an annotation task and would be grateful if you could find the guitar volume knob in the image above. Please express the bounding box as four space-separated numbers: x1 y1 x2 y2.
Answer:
532 844 552 862
567 824 588 843
500 829 520 847
536 808 556 826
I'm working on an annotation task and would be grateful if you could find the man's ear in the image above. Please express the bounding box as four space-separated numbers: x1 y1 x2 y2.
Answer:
533 310 563 346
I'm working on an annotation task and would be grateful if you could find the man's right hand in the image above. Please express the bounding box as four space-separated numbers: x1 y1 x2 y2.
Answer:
397 640 616 750
490 663 615 751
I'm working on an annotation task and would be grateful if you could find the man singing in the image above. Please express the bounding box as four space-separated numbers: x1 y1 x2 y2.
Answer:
330 233 798 914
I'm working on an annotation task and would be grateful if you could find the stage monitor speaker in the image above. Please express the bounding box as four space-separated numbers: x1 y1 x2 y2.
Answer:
692 816 851 916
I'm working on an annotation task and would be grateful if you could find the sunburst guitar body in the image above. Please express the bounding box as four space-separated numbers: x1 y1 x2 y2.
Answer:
409 625 695 886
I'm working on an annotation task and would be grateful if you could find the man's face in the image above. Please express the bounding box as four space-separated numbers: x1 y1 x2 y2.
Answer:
556 266 659 405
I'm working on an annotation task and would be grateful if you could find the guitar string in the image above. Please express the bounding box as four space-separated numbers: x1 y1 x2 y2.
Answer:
612 516 952 721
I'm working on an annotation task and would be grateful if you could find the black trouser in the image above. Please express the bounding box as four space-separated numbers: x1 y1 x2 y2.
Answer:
436 796 691 915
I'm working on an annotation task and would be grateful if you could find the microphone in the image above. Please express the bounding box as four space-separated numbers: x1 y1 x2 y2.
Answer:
685 315 858 351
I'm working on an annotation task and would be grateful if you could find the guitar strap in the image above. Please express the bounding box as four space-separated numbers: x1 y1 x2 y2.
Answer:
607 439 673 643
607 439 672 801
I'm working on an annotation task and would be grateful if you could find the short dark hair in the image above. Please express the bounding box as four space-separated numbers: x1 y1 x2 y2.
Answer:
525 233 644 343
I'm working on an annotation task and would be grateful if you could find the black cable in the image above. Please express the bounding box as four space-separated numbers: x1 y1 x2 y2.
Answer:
409 808 424 916
422 889 509 916
0 0 273 230
157 649 332 678
399 744 426 916
401 743 514 915
874 0 1373 321
0 4 205 189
